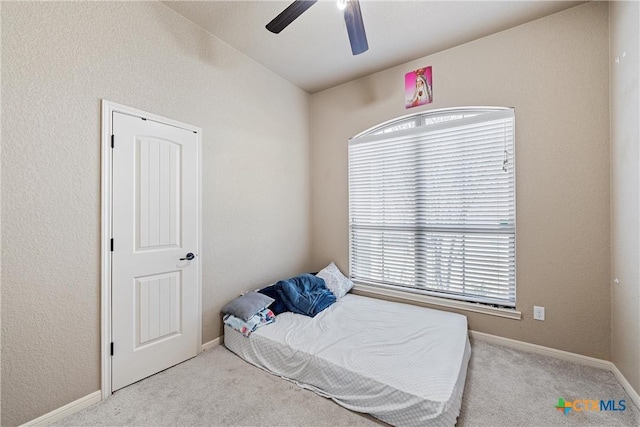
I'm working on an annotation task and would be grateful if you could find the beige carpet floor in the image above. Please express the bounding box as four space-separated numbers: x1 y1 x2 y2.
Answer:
58 338 639 426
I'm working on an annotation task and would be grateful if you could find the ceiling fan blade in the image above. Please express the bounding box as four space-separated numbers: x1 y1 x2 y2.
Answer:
344 0 368 55
266 0 318 34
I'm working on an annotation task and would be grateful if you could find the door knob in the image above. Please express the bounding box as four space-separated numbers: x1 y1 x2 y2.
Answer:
180 252 195 261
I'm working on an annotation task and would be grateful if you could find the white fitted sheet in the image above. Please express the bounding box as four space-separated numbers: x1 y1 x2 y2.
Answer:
224 294 470 426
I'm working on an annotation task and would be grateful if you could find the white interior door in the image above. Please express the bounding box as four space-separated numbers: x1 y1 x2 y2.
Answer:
111 111 200 391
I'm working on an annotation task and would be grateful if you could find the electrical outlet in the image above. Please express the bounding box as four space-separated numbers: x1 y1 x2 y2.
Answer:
533 306 545 321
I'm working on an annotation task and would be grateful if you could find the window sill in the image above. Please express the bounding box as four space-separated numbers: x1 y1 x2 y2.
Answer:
352 283 522 320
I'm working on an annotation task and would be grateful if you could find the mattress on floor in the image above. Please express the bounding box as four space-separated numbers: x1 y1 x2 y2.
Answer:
224 293 471 427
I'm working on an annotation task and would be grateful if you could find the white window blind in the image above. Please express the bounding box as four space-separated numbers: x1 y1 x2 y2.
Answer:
349 108 515 307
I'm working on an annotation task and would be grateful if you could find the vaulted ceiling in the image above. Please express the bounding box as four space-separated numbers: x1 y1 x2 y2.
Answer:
163 1 584 93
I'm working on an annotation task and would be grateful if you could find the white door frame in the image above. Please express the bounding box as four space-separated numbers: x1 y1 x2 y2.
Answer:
100 100 202 399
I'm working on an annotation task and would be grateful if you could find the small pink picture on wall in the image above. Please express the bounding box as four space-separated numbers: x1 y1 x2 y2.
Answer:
405 66 433 109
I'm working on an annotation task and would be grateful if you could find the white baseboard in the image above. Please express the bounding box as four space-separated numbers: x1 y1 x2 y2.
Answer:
20 390 101 427
469 330 611 370
21 337 224 426
201 335 223 352
20 331 639 426
611 362 640 410
470 330 640 410
20 338 223 426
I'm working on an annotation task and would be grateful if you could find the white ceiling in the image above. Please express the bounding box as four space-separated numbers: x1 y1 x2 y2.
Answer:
162 0 584 93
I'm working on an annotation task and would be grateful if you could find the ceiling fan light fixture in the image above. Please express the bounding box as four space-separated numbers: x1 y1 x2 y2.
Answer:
267 0 367 56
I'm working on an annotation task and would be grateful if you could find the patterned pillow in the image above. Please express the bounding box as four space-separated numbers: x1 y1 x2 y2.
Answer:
316 262 354 299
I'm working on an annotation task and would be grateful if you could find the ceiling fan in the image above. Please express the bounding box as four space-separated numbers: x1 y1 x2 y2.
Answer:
266 0 369 55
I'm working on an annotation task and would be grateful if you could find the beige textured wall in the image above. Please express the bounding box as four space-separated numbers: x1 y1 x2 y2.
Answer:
610 1 640 394
310 2 611 359
1 2 310 425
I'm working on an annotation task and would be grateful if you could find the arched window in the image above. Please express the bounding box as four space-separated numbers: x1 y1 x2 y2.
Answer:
348 107 516 307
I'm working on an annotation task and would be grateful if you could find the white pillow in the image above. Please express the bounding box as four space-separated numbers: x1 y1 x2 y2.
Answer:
316 262 354 299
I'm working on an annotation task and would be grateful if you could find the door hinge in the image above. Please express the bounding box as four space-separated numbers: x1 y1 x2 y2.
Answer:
110 342 114 356
111 134 114 148
110 238 114 252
